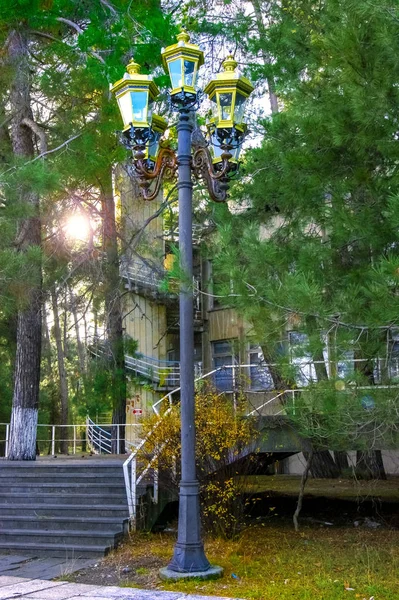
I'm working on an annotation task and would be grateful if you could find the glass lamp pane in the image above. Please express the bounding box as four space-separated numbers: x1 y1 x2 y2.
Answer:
210 97 218 120
218 92 233 121
147 97 154 121
211 131 224 159
117 92 133 128
232 144 241 161
234 93 247 124
132 91 148 123
168 59 183 89
184 60 195 86
148 131 161 160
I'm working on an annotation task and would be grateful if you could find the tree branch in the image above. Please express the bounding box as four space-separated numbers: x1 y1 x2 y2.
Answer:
56 18 106 64
21 117 47 154
100 0 118 16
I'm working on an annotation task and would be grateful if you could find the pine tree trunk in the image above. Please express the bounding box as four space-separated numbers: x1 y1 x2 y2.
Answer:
69 287 86 376
354 351 387 479
51 287 69 454
334 451 349 472
356 450 386 480
101 177 126 454
7 29 42 461
306 450 339 478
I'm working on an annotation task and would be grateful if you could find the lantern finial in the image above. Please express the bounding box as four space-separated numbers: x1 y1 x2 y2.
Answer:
126 59 141 75
177 30 190 44
222 54 237 73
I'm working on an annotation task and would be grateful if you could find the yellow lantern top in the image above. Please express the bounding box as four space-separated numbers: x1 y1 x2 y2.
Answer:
111 60 160 131
161 31 204 97
110 59 159 98
204 55 254 130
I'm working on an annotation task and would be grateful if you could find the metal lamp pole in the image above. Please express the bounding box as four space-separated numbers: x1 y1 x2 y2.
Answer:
163 106 213 575
112 36 253 580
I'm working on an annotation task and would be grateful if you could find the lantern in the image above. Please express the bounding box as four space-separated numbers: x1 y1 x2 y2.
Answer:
207 120 246 170
204 55 254 137
111 59 160 132
146 114 168 164
161 31 204 99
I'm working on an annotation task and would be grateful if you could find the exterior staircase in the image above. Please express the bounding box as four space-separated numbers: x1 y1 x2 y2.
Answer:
0 459 129 558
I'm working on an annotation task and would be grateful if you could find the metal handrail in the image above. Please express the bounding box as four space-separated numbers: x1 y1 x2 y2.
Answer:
123 408 172 522
0 421 142 458
125 354 181 386
120 257 201 301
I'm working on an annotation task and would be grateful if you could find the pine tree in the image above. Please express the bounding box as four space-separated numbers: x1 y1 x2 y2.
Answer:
0 0 174 459
213 0 399 477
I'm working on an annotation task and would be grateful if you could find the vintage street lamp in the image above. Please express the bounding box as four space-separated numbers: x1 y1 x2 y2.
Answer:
110 58 159 134
161 31 204 103
204 54 254 138
112 32 253 580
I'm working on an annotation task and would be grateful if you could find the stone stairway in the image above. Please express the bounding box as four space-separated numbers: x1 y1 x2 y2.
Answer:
0 459 129 558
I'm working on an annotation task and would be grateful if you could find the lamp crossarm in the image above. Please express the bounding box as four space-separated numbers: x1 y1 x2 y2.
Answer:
192 145 231 202
134 146 178 202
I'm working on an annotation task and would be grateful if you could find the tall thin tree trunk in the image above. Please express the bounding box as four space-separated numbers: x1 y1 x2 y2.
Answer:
354 351 386 479
293 448 313 531
42 306 60 454
307 317 341 477
51 287 69 455
7 29 42 461
69 287 86 375
101 176 126 454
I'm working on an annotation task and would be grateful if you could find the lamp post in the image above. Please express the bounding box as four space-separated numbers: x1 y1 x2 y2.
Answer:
111 32 254 579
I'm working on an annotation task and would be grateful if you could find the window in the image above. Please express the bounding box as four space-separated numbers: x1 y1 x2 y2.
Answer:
289 331 316 386
248 345 274 390
212 340 238 391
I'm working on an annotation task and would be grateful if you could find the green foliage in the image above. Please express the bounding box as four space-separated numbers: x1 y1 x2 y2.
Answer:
0 0 177 429
214 0 399 342
206 0 399 457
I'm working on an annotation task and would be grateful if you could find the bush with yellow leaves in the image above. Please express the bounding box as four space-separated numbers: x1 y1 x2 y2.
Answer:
139 384 258 538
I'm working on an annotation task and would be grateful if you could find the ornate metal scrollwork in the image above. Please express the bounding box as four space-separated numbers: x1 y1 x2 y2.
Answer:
133 146 178 201
192 145 233 202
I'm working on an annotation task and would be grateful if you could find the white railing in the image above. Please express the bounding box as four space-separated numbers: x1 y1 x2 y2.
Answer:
88 335 201 389
121 258 165 293
125 354 181 387
163 223 214 245
0 420 142 458
120 257 201 301
86 417 142 454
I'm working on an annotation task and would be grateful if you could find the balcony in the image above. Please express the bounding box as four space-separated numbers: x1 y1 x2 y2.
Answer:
121 256 201 307
121 256 172 303
88 337 201 391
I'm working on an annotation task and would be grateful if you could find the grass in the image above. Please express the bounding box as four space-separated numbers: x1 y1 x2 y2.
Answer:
101 523 399 600
241 475 399 501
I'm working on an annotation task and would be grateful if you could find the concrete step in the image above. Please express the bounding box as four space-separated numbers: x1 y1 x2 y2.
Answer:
0 475 125 485
0 493 128 506
0 515 129 532
0 541 112 558
3 483 127 495
0 460 131 557
0 461 125 471
0 503 129 518
0 529 123 547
